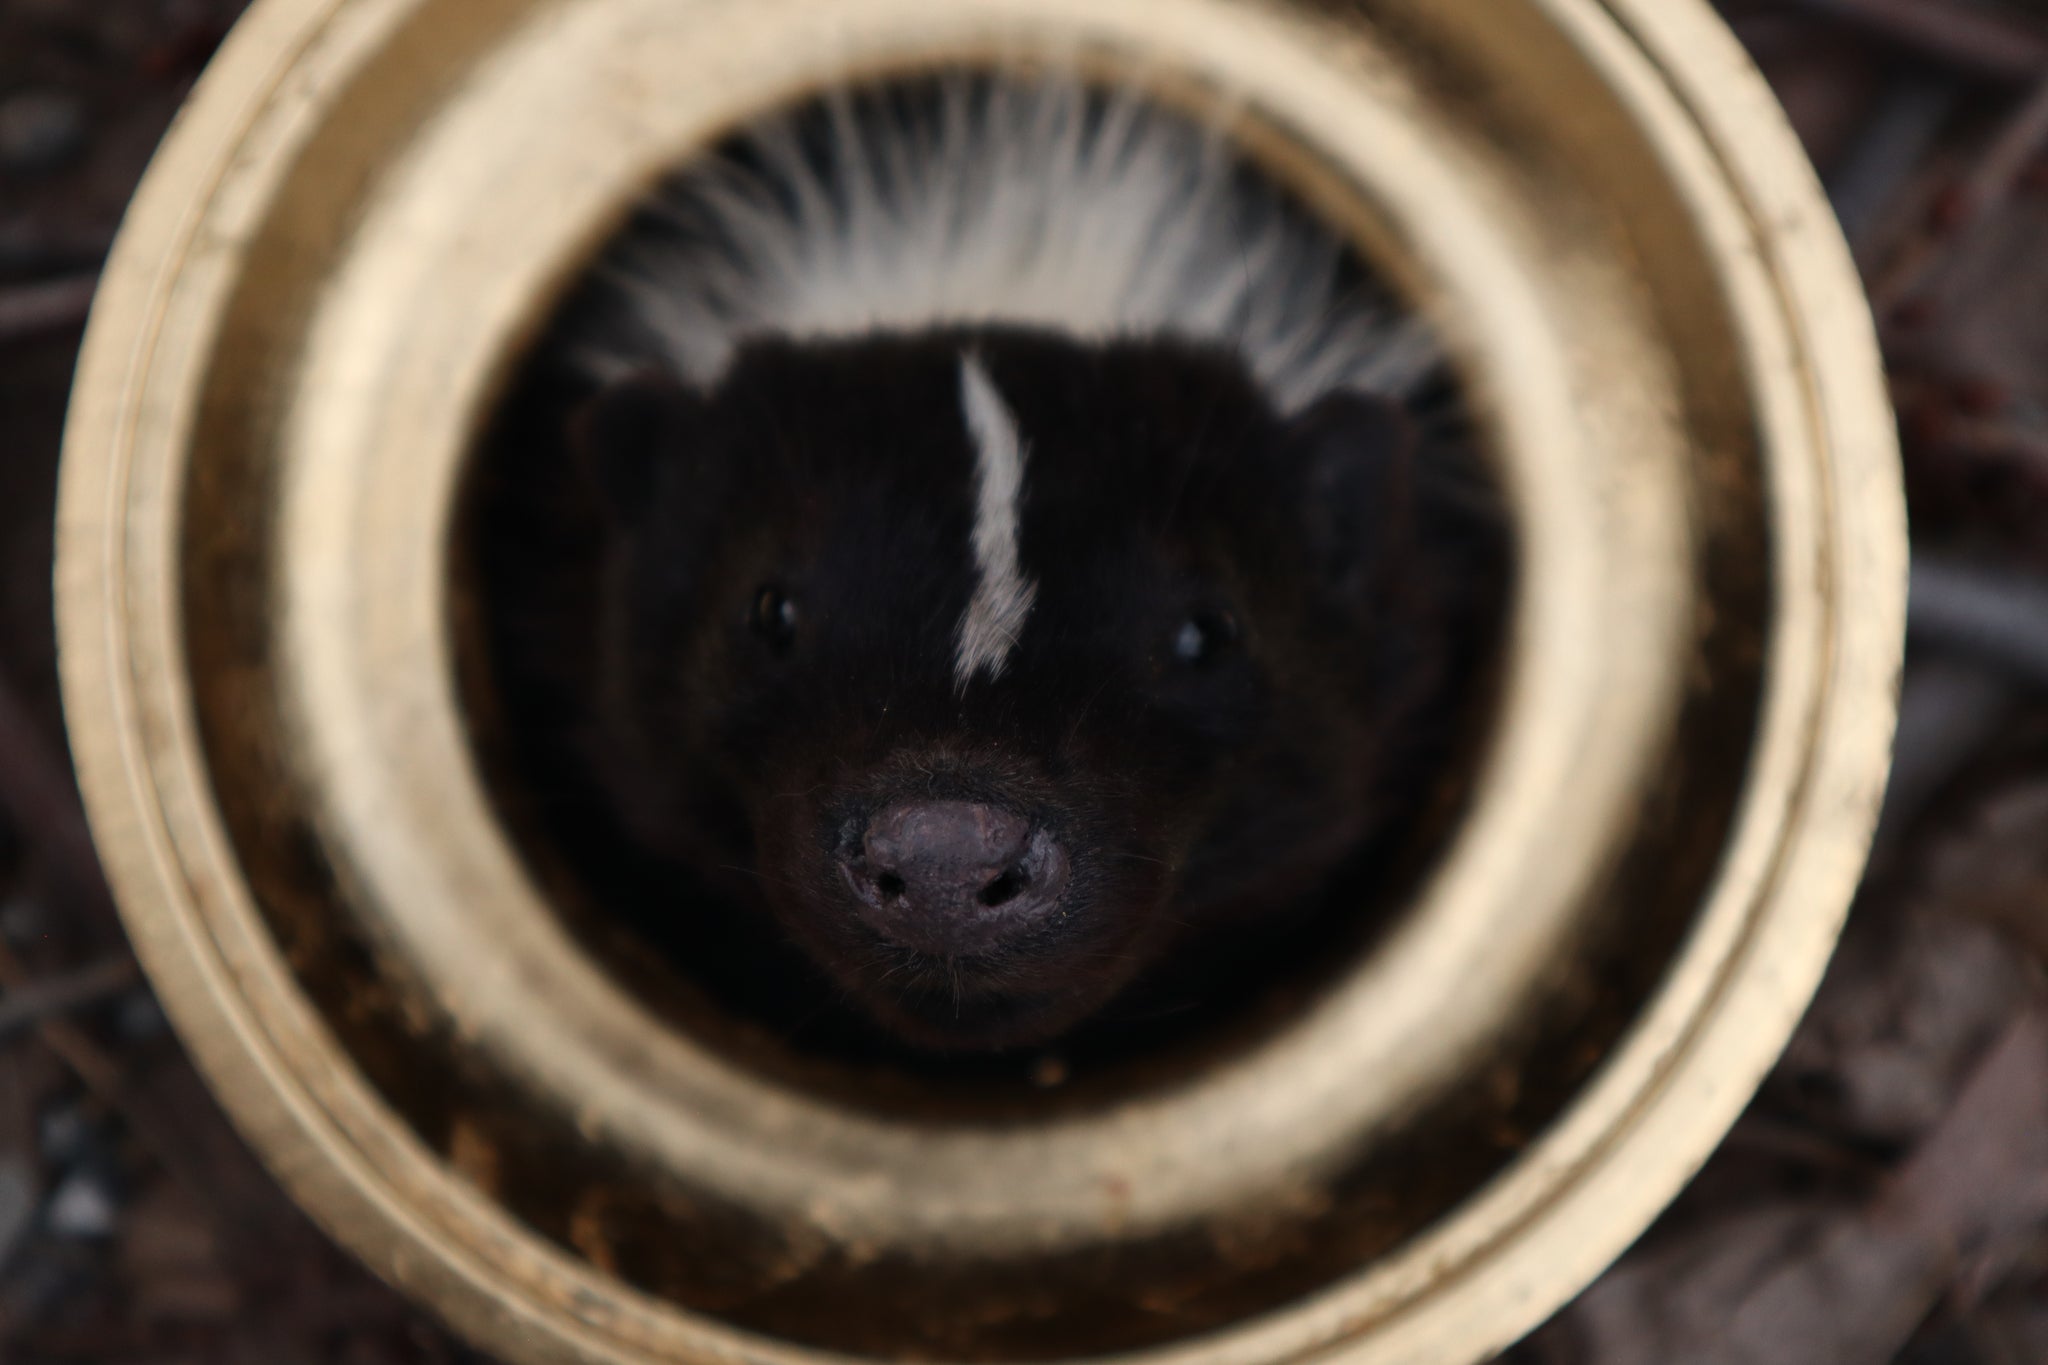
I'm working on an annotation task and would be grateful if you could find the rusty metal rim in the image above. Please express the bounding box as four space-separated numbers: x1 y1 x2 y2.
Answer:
55 0 1903 1363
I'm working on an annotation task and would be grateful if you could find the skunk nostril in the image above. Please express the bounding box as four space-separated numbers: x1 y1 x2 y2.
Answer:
875 871 906 899
978 865 1029 908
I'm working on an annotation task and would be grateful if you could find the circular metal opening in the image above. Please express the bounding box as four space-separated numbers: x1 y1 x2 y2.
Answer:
56 2 1902 1363
451 70 1514 1122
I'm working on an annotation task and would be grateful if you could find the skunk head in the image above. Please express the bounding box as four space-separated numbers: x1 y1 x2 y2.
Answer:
571 327 1448 1050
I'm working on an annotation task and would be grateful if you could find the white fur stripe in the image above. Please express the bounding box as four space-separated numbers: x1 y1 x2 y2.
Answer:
955 355 1037 686
582 79 1440 412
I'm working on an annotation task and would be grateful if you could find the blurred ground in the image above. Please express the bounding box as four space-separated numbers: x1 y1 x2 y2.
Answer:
3 1 2048 1362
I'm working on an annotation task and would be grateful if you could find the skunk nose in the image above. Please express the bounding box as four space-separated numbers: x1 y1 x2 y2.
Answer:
839 801 1070 956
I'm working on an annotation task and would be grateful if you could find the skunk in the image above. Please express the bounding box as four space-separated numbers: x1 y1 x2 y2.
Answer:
472 77 1504 1055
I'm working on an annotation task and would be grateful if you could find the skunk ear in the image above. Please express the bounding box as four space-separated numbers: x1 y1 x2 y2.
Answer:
569 370 700 522
1284 389 1417 594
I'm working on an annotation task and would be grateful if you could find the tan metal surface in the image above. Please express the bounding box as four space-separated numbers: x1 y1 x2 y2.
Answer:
56 0 1904 1362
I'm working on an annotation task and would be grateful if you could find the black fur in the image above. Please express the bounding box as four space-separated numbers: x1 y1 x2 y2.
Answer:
474 326 1502 1053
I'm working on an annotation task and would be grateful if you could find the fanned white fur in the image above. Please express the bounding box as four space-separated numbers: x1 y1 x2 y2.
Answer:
577 79 1438 411
954 354 1037 686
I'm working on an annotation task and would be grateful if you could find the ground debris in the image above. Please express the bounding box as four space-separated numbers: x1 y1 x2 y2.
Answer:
1529 1012 2048 1365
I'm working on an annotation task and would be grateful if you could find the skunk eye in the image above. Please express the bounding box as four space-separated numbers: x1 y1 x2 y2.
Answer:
751 585 800 653
1172 611 1238 667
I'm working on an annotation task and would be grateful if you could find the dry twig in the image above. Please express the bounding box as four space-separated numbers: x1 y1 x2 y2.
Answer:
1910 556 2048 691
1791 0 2048 84
0 956 138 1042
1873 74 2048 311
0 274 95 346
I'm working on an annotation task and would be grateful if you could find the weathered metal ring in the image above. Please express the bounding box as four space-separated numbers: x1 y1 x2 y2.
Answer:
57 1 1903 1361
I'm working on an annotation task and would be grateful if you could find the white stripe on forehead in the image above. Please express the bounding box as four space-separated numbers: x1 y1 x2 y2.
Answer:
954 354 1038 688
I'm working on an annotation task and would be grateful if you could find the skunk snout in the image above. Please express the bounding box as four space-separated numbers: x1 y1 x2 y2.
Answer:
838 800 1071 956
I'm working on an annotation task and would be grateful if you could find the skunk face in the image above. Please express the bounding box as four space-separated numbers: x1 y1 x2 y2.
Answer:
477 79 1500 1053
569 326 1457 1050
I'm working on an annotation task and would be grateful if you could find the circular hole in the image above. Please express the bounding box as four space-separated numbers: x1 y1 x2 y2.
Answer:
453 71 1512 1114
